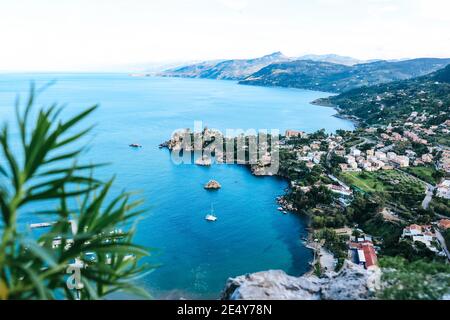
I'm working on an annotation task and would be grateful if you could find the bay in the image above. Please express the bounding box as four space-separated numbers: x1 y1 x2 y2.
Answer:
0 73 354 299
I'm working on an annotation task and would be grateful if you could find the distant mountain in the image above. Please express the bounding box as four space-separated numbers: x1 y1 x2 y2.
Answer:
296 54 369 66
315 64 450 125
159 52 290 80
239 58 450 93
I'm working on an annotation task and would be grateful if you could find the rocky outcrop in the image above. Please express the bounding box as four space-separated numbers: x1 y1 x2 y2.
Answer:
204 180 221 190
276 196 297 212
195 156 212 166
222 261 381 300
161 128 279 175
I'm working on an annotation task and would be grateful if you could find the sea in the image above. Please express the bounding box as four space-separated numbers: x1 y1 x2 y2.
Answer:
0 73 354 299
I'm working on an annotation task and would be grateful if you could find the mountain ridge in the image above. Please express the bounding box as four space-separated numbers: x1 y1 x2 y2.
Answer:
239 58 450 93
158 52 377 81
159 52 290 80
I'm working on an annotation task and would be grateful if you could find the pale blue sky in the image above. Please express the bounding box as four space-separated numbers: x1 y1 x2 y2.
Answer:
1 0 449 71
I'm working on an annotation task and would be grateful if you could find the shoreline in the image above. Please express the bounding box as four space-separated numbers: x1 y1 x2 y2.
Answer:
310 98 362 128
160 137 319 280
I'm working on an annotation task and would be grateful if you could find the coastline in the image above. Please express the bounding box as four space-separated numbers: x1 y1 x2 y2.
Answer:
310 97 362 128
160 132 320 282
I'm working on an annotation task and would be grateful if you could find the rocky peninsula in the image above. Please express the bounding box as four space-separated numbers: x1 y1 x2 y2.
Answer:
222 261 381 300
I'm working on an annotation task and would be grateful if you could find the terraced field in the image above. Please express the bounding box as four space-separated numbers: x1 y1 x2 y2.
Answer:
340 170 426 196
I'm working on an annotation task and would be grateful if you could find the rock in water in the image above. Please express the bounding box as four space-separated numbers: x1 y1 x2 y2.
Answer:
195 156 212 166
221 261 381 300
204 180 222 190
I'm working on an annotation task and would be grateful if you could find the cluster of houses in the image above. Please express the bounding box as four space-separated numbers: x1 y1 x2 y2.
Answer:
344 219 450 269
401 223 448 257
297 148 325 169
379 127 431 146
403 130 428 145
405 112 450 136
287 130 345 170
402 224 438 253
374 113 450 147
338 147 410 173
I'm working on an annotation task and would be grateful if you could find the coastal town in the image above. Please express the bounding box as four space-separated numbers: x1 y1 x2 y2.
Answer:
276 114 450 274
162 108 450 289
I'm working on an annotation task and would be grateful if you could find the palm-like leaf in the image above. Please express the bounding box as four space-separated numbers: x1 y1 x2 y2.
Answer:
0 86 151 300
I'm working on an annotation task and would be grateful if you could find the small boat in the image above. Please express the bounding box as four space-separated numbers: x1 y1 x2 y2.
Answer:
205 204 218 222
129 143 142 148
277 207 284 211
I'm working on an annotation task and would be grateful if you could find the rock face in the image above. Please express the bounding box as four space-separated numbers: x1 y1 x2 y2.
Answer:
204 180 222 190
222 261 381 300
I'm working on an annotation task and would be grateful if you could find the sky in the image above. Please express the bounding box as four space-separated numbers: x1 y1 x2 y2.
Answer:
1 0 450 71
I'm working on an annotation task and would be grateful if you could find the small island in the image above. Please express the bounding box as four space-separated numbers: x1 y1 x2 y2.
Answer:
204 180 222 190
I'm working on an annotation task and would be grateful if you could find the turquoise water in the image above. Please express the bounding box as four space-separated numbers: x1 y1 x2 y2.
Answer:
0 74 354 299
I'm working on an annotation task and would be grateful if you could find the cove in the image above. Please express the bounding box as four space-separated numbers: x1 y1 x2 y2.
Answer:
0 73 354 299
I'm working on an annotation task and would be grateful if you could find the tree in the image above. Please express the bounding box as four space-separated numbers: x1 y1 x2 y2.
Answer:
0 87 151 300
379 256 450 300
432 169 445 183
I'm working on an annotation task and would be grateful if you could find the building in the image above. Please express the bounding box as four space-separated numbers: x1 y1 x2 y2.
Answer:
350 241 378 269
327 184 353 197
390 155 410 168
285 130 306 139
403 224 429 237
375 151 387 160
438 219 450 230
350 148 361 157
436 180 450 200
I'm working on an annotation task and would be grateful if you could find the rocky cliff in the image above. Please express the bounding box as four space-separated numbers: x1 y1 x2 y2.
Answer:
222 261 381 300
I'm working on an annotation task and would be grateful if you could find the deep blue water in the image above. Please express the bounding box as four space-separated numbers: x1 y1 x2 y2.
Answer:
0 74 354 299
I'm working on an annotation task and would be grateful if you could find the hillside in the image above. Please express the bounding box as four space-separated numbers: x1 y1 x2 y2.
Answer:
296 54 373 66
159 52 290 80
239 58 450 93
158 53 373 80
315 64 450 125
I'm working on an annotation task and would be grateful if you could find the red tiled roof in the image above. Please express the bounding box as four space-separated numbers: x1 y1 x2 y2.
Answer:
362 244 378 268
350 241 378 268
439 219 450 230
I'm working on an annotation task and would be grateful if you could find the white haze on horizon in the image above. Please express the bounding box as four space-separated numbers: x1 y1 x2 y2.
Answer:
1 0 450 72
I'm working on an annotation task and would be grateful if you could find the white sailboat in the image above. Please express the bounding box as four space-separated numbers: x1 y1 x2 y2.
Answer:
205 203 218 222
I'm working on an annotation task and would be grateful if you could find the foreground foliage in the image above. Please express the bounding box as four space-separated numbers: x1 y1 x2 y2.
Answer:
0 87 150 299
379 256 450 300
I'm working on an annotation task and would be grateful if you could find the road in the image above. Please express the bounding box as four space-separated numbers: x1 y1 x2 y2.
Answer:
435 229 450 261
422 184 435 210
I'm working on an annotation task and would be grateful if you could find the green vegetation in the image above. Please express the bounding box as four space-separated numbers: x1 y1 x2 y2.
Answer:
239 58 450 93
444 230 450 249
404 166 444 185
340 171 425 212
429 198 450 217
0 88 150 300
346 195 402 245
327 64 450 125
379 256 450 300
